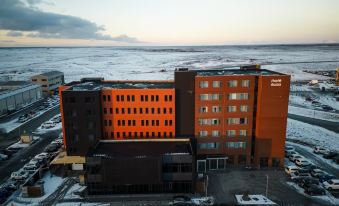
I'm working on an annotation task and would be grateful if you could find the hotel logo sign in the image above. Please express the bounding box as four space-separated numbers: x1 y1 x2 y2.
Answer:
271 79 282 87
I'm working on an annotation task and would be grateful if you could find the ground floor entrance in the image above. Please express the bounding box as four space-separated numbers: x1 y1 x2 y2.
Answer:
197 157 228 173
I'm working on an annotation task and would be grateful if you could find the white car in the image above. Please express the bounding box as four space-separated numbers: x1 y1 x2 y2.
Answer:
313 146 329 154
34 152 49 160
285 165 299 175
11 170 29 180
23 162 39 171
42 121 55 129
295 159 311 167
323 179 339 190
289 154 304 162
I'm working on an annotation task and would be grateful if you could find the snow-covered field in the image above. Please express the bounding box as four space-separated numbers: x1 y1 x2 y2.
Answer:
0 45 338 83
287 119 339 152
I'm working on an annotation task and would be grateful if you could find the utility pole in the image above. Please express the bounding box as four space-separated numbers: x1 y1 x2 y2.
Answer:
265 174 269 197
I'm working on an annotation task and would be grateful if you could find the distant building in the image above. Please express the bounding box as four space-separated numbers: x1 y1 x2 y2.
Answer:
31 71 64 96
0 81 42 116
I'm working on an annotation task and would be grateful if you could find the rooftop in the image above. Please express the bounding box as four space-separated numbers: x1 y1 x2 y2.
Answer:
33 70 64 78
196 69 285 76
89 139 192 158
0 81 31 87
67 80 174 91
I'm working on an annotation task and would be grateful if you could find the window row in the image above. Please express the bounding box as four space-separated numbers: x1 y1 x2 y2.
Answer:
198 141 247 150
198 117 248 125
103 119 173 127
199 93 249 101
104 131 174 138
104 107 173 115
198 129 247 137
199 80 250 88
102 94 173 102
199 105 249 113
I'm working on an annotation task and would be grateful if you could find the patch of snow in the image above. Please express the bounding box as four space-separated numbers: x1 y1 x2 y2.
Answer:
63 183 85 200
235 194 277 205
287 119 339 152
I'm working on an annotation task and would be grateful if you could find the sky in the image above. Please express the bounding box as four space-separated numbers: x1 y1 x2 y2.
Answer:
0 0 339 46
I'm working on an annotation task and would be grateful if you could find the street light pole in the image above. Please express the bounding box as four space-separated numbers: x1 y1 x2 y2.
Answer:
205 175 209 197
265 175 269 197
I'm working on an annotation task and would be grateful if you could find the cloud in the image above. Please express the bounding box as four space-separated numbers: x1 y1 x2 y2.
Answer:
0 0 140 43
6 31 24 37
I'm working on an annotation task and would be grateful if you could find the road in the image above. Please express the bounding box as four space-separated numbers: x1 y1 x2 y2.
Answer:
0 129 61 183
288 114 339 133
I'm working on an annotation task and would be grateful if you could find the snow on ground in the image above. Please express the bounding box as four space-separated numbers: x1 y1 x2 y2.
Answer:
287 119 339 152
56 203 110 206
235 195 276 205
288 106 339 122
287 141 339 170
9 172 64 206
286 182 339 205
63 183 85 200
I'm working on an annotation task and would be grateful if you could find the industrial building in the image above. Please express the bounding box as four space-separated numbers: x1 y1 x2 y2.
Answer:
0 81 42 116
31 71 64 96
58 66 290 194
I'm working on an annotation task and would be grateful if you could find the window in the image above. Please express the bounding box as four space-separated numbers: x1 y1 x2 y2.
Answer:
240 105 248 112
134 108 137 114
163 108 167 114
104 120 108 126
240 93 249 100
240 118 248 124
212 130 220 137
122 120 125 126
164 95 168 101
157 108 161 114
103 95 106 101
228 93 237 100
227 130 236 137
121 108 125 114
169 120 173 126
228 80 237 87
228 93 249 100
199 94 209 101
132 95 135 101
107 95 111 102
141 95 144 101
151 108 155 114
226 142 246 149
108 120 112 126
199 106 208 113
212 81 221 88
141 120 144 126
211 118 220 125
145 108 149 114
117 120 121 126
212 94 221 100
227 118 239 125
212 106 221 113
169 95 172 101
228 106 237 112
239 130 247 136
200 81 208 88
199 131 208 137
169 108 173 114
115 108 119 114
145 95 148 101
139 108 143 114
241 80 250 87
103 108 107 114
127 95 131 101
110 108 113 114
156 95 159 101
121 95 124 101
199 142 219 149
151 95 154 101
198 119 210 125
156 120 160 126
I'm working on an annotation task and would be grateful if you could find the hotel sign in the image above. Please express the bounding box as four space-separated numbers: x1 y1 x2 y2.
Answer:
271 79 282 87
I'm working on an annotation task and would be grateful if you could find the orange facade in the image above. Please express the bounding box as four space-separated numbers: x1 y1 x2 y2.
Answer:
195 75 255 165
101 88 175 139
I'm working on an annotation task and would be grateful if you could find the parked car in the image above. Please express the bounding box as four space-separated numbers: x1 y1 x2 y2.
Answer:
323 151 338 159
322 105 334 111
11 170 29 180
302 164 321 172
0 153 8 161
304 184 326 196
23 162 39 172
289 154 304 162
295 159 311 167
290 169 311 180
34 152 49 160
285 146 294 153
310 169 327 178
0 188 11 203
44 144 59 153
286 150 298 158
0 149 16 157
299 177 320 188
318 174 335 183
313 146 329 155
285 165 299 175
42 121 56 129
323 179 339 191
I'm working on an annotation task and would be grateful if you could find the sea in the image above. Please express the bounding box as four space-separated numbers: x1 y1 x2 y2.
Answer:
0 44 339 82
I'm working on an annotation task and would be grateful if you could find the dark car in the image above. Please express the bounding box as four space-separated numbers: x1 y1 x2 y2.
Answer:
299 177 319 188
0 149 16 157
44 144 59 153
322 105 333 111
334 155 339 164
304 184 326 196
318 174 335 183
323 151 338 159
293 176 311 184
302 164 321 172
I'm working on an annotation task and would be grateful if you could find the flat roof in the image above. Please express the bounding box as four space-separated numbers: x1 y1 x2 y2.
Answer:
67 80 174 91
32 70 64 78
0 81 30 87
196 69 286 76
89 139 192 157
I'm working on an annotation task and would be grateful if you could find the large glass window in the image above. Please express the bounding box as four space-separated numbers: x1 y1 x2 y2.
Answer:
211 119 220 125
240 105 248 112
200 81 209 88
227 130 236 137
199 94 209 101
241 80 250 87
212 130 220 137
199 131 208 137
199 106 208 113
228 106 237 112
239 130 247 136
226 142 247 149
212 81 221 88
212 106 221 113
228 80 238 87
